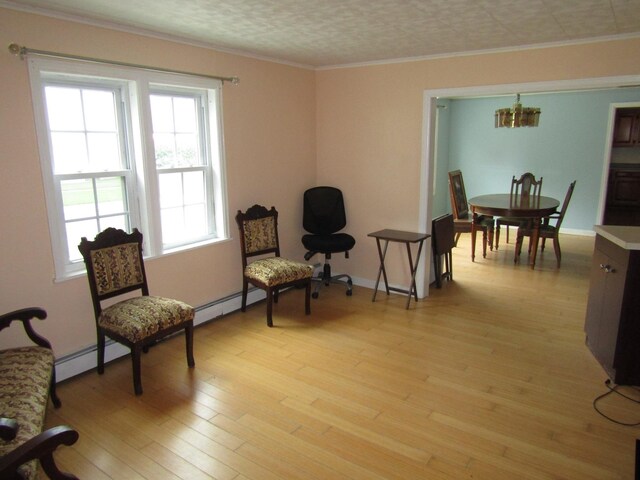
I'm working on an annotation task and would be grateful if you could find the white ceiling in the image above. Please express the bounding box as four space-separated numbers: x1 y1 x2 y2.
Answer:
4 0 640 68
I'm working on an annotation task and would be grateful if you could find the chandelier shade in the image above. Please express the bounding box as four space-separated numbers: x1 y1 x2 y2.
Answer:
495 94 541 128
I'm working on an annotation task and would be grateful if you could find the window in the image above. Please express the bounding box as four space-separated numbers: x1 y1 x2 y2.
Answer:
29 57 228 280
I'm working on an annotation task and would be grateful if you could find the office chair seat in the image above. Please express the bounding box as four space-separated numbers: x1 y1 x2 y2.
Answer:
302 233 356 255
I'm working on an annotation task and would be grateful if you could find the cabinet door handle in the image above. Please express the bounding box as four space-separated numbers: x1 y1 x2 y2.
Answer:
599 263 616 273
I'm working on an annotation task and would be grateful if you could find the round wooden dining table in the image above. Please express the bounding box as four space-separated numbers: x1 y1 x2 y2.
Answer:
468 194 560 268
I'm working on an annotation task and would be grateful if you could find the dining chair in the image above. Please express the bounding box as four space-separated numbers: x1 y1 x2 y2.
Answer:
78 227 195 395
495 172 543 249
514 181 576 267
236 204 314 327
448 170 494 257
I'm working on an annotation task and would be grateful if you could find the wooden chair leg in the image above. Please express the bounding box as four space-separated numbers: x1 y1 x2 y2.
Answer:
553 236 561 267
132 345 143 395
305 281 311 315
97 331 106 374
241 280 248 312
514 233 523 263
266 288 274 327
482 229 488 258
495 225 501 250
454 232 461 247
185 322 195 368
49 368 61 409
434 253 442 288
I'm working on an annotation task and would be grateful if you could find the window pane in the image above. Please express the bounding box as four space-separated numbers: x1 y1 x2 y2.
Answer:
45 86 84 131
159 172 183 208
184 204 207 238
150 95 174 132
153 133 176 167
184 171 205 205
161 207 183 244
99 215 128 233
151 93 201 168
51 132 88 173
66 219 99 262
176 133 198 166
82 89 117 131
96 177 127 216
61 178 96 220
87 132 121 171
173 97 197 132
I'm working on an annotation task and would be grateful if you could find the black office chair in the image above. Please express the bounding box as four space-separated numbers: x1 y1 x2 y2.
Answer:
302 186 356 298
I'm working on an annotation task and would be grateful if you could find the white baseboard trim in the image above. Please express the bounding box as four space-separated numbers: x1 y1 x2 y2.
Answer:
54 289 266 382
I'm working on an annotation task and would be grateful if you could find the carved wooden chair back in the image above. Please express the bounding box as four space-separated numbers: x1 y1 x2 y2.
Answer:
511 172 543 201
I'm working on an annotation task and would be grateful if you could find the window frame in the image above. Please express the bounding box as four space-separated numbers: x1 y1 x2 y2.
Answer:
28 56 229 281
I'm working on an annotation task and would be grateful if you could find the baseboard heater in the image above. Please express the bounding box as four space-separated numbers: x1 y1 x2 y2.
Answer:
54 288 266 382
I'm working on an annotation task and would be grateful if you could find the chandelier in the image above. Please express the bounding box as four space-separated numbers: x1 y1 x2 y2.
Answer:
495 94 541 128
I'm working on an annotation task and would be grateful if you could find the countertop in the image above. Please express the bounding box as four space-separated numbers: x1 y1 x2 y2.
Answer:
594 225 640 250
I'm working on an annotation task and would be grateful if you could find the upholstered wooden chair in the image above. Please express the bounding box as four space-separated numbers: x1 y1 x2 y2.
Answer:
448 170 495 257
78 228 195 395
495 172 543 249
515 181 576 267
236 205 314 327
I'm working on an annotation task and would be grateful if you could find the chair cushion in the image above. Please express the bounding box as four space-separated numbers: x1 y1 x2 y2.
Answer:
302 233 356 254
99 296 195 343
245 257 313 287
0 346 54 480
243 217 278 254
90 242 143 296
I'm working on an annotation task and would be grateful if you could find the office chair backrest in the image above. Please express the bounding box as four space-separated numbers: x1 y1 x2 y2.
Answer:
303 186 347 235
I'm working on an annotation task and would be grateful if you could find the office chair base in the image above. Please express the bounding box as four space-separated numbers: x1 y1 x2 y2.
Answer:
311 263 353 298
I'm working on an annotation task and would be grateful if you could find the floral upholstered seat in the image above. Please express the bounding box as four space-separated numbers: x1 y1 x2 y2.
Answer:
244 257 313 287
236 205 313 327
0 346 53 479
99 296 194 343
0 307 78 480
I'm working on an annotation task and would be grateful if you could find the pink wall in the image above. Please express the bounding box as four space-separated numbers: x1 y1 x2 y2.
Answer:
2 6 640 360
0 8 316 355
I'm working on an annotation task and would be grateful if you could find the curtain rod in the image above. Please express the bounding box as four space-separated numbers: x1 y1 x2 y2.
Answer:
8 43 240 85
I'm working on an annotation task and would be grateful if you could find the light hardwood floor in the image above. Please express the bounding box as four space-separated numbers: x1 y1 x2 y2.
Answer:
45 233 640 479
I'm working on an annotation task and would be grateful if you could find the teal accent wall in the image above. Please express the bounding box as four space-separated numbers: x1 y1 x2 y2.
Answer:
432 99 452 218
434 88 640 232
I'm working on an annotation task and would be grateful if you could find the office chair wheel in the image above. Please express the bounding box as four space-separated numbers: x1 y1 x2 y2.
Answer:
346 289 352 296
312 292 319 299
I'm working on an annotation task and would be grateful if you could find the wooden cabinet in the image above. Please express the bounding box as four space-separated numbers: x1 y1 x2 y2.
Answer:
613 108 640 147
585 234 640 385
604 168 640 226
607 169 640 207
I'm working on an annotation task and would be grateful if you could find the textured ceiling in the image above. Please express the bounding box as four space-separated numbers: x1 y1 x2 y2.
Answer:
4 0 640 67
